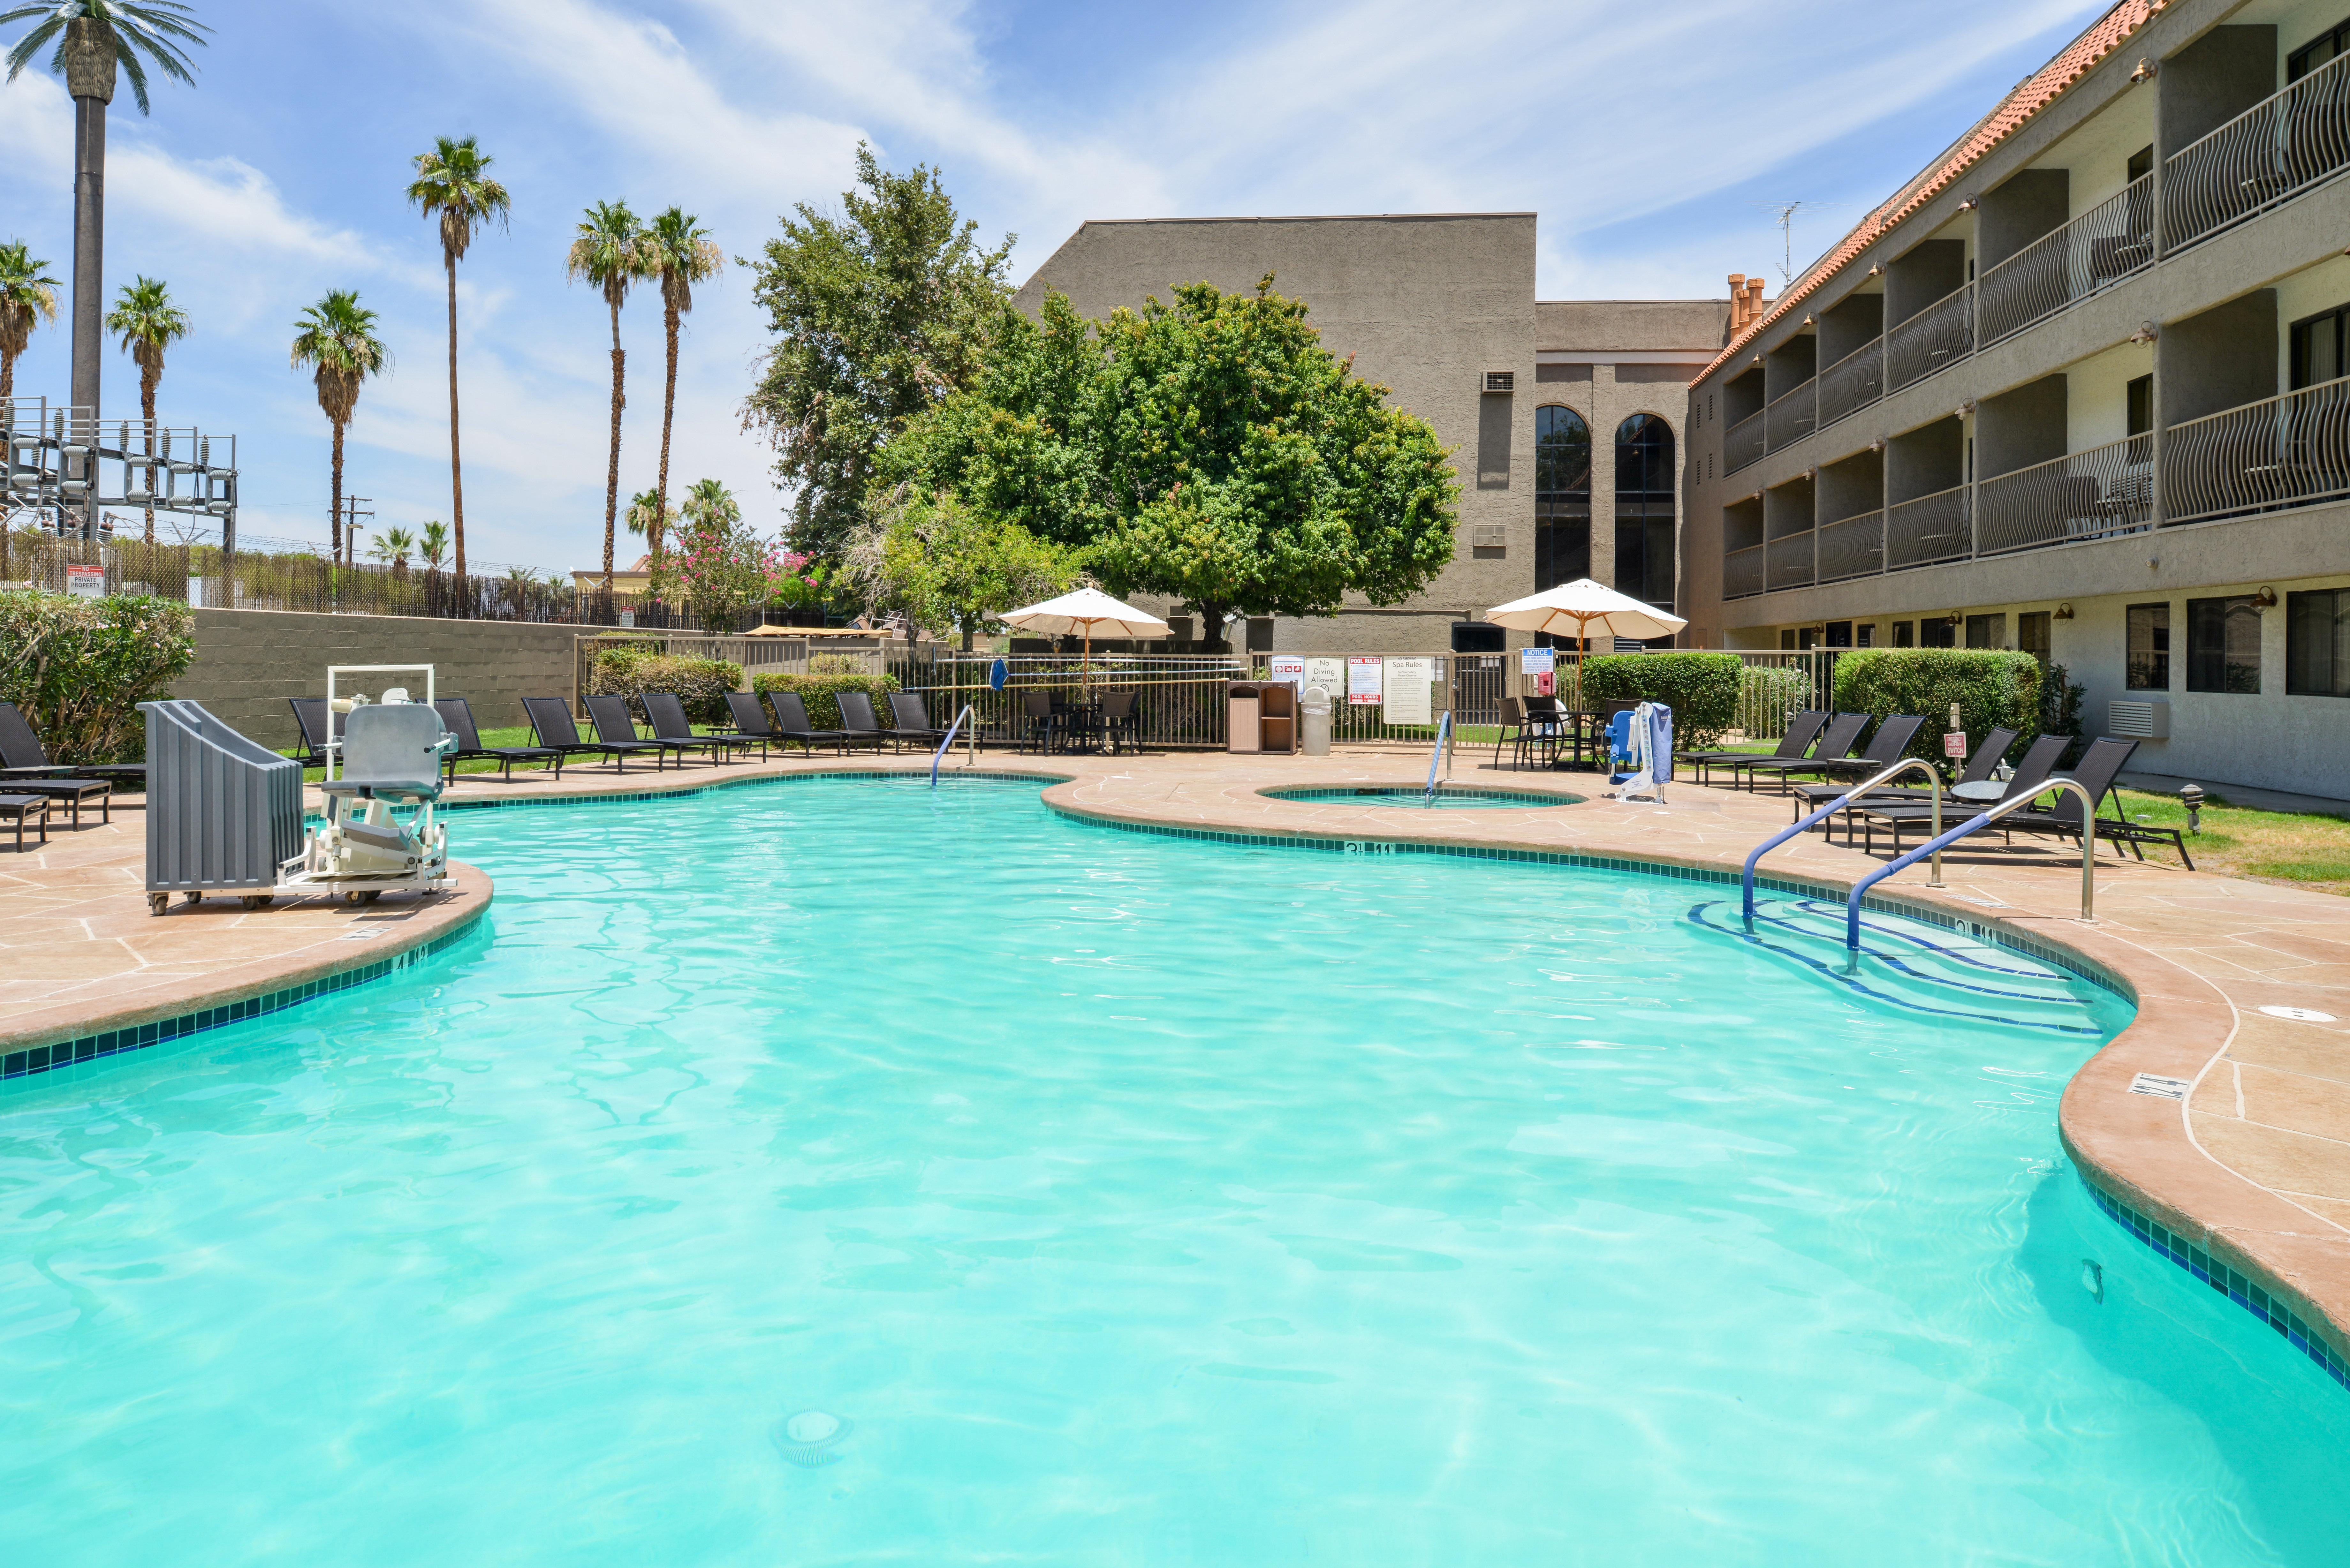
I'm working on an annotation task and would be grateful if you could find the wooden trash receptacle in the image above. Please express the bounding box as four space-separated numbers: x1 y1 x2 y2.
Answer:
1258 682 1297 754
1227 682 1262 754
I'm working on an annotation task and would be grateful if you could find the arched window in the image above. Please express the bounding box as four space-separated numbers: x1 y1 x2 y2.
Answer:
1535 406 1590 590
1614 414 1676 617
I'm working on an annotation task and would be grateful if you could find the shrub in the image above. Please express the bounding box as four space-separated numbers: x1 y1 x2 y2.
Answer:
1831 649 2043 768
752 669 903 732
587 649 744 726
1578 652 1744 748
2039 661 2087 766
0 589 195 765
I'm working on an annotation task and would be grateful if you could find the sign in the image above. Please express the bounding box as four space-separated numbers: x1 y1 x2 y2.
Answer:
1520 646 1555 676
1305 656 1344 697
1535 669 1555 697
65 564 105 599
1384 657 1433 725
1267 654 1307 692
1943 731 1968 759
1346 655 1383 706
186 575 207 608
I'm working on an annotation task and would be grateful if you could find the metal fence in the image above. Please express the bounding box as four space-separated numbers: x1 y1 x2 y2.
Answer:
1817 339 1883 431
1978 174 2153 344
1816 510 1884 582
1976 434 2153 554
1886 283 1974 393
888 653 1245 750
2164 48 2350 254
1764 378 1816 455
1725 408 1766 473
2161 376 2350 525
1885 485 1972 569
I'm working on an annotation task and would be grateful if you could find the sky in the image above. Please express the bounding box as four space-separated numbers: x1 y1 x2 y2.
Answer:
0 0 2119 574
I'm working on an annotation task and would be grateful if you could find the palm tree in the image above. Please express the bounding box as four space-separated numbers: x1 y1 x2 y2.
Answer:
682 477 738 530
406 136 509 581
641 207 721 569
502 563 536 618
370 525 415 579
103 274 188 545
420 519 450 569
3 3 208 441
566 199 647 596
288 290 388 562
622 486 672 543
0 239 59 400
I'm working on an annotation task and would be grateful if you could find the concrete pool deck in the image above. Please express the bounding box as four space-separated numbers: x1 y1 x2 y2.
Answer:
4 743 2346 1380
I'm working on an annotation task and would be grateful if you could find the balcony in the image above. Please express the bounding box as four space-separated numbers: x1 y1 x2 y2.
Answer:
1766 531 1814 591
1764 379 1816 455
2164 50 2350 255
1816 511 1884 583
1975 434 2152 555
1977 175 2153 345
1817 339 1883 430
1726 407 1765 472
1724 543 1765 599
2163 376 2350 526
1886 284 1973 394
1885 485 1971 569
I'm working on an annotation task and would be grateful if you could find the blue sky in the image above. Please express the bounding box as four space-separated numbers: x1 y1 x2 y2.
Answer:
0 0 2114 572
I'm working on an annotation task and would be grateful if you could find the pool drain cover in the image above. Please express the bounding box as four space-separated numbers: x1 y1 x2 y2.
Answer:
773 1409 852 1467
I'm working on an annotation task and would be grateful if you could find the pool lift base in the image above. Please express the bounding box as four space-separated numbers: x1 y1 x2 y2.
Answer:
276 665 456 906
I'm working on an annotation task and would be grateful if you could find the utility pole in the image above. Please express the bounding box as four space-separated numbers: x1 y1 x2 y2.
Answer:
340 496 372 566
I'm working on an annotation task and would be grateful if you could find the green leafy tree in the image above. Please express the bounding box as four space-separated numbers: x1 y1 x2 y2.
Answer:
0 239 59 400
567 199 648 592
104 274 189 545
643 207 722 566
407 135 510 579
861 486 1085 650
288 290 389 564
671 479 775 631
741 144 1014 563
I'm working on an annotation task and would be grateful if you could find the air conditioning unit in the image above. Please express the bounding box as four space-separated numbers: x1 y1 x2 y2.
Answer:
1469 524 1507 549
2107 698 2170 738
1482 370 1516 393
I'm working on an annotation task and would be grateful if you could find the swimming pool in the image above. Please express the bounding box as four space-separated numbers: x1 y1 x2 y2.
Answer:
1260 784 1585 808
4 776 2345 1564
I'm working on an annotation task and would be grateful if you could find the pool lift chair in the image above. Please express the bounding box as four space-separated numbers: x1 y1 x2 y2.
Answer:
280 666 456 906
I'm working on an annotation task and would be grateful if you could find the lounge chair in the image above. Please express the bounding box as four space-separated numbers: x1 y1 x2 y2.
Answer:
641 692 732 766
1997 738 2191 865
433 697 563 782
582 695 684 771
886 692 952 749
1782 715 1925 829
0 794 50 850
1852 734 2070 855
525 697 656 773
1726 711 1869 793
1680 710 1826 787
0 700 144 789
709 691 778 762
759 690 850 755
832 690 895 752
286 696 339 769
0 770 108 827
1790 725 2016 819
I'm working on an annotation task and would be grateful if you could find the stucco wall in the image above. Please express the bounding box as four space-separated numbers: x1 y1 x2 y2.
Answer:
175 608 583 751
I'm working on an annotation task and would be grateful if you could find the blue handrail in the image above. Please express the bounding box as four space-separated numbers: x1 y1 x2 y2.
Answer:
931 703 974 787
1844 778 2096 949
1426 711 1452 800
1740 757 1942 920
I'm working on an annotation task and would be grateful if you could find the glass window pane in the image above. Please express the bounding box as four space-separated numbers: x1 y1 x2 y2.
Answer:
2127 603 2170 690
2287 589 2348 697
2187 596 2262 693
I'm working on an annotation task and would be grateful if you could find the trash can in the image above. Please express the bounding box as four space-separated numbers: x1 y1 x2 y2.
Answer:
1226 682 1262 754
1300 684 1332 756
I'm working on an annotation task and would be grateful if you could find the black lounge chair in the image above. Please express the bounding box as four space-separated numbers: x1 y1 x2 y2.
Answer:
581 695 684 771
708 691 778 762
1680 710 1826 786
1998 738 2191 865
760 690 850 755
0 699 145 788
1852 734 2070 855
886 692 952 749
1783 715 1925 829
526 697 656 773
0 793 50 850
832 690 896 752
1727 711 1869 793
433 697 563 782
641 692 732 766
1791 725 2017 819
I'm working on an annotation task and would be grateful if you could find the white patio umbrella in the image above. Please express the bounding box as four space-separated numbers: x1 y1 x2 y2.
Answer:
1484 579 1688 710
997 586 1171 686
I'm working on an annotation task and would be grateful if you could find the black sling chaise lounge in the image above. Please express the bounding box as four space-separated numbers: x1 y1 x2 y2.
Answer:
1679 709 1826 787
1780 715 1926 828
433 698 564 782
527 697 658 773
1789 725 2018 823
832 691 897 752
1849 733 2071 855
886 693 953 749
583 695 689 771
709 692 779 763
1725 711 1869 793
760 690 851 755
1993 738 2192 866
642 693 732 767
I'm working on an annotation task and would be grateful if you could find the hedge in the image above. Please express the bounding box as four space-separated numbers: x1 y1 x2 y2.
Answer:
751 669 903 733
587 649 744 726
1578 652 1743 748
1830 649 2043 770
0 589 195 765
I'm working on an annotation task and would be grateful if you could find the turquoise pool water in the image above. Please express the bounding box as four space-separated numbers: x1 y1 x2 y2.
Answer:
1262 785 1584 808
4 777 2347 1564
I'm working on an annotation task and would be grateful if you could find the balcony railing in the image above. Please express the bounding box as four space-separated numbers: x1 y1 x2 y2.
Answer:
1766 531 1814 591
1764 379 1816 454
1723 543 1766 599
1726 408 1766 472
2163 375 2350 526
1886 283 1973 394
1975 434 2153 555
1886 485 1971 569
1816 339 1883 430
1978 175 2154 344
1816 511 1884 583
2164 48 2350 254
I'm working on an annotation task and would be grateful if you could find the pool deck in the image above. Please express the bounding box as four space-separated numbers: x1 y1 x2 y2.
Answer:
4 744 2346 1378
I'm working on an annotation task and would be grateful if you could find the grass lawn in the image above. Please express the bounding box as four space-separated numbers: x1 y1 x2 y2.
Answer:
2104 787 2350 897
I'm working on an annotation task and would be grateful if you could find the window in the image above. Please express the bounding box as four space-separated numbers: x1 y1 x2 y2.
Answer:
1858 623 1876 648
1892 621 1914 648
2186 596 2261 693
2127 603 2170 689
2018 610 2051 664
1964 612 2005 649
1921 618 1956 649
1825 620 1853 649
1613 414 1676 611
2126 374 2152 465
2287 589 2350 696
2290 15 2350 80
1780 629 1798 651
2126 144 2154 183
1534 406 1591 590
2291 305 2350 389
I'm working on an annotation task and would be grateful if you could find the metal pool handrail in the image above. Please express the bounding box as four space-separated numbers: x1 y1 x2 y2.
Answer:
1426 711 1452 800
1843 778 2097 950
1741 757 1944 921
931 704 974 787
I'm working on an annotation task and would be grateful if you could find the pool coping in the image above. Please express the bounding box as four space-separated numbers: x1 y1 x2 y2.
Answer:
7 755 2346 1393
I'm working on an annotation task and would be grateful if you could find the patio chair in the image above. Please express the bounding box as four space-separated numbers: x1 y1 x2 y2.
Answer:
1018 690 1061 754
886 692 952 749
1852 734 2070 855
1790 725 2016 819
641 692 732 767
582 695 683 771
0 700 145 788
1681 710 1826 787
1726 711 1869 793
0 794 49 851
286 696 339 769
708 691 778 763
832 690 896 752
760 690 851 755
433 697 563 783
1520 694 1568 768
1098 689 1142 754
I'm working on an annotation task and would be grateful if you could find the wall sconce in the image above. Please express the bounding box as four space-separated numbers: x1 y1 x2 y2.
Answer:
2130 320 2159 344
1869 438 1886 453
2131 57 2157 85
1805 467 1818 481
1956 399 1977 419
1867 264 1883 278
1801 315 1815 327
1945 611 1965 628
1957 196 1979 212
2054 602 2075 620
2253 586 2279 608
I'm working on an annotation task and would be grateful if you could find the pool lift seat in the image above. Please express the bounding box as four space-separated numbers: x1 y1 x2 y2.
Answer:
280 699 456 904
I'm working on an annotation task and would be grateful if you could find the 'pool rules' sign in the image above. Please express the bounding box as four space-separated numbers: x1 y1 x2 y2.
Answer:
1347 656 1383 705
1384 657 1434 725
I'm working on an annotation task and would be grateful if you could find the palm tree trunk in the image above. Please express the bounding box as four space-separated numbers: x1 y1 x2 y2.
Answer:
140 368 158 547
330 417 345 580
444 252 467 580
0 348 14 400
603 301 625 592
656 304 679 574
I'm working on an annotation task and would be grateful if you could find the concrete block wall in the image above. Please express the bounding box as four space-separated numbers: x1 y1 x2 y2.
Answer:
174 608 584 751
